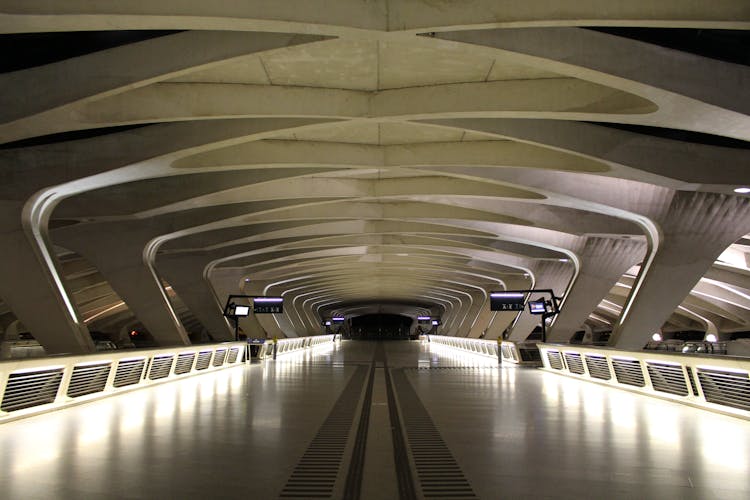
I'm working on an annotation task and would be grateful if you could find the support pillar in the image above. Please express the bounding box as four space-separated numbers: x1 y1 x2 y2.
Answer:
0 203 94 353
547 237 646 342
507 261 574 342
613 193 750 350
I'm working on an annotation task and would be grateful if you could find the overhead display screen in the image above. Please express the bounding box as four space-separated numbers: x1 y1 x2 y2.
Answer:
253 297 283 314
490 292 526 312
528 300 547 315
233 305 250 317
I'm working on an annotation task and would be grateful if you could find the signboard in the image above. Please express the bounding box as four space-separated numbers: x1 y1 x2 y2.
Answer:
490 292 526 312
253 297 283 314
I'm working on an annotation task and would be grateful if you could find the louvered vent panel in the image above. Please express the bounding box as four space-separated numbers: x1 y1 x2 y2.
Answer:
563 352 585 375
174 353 195 375
546 350 564 370
612 358 645 387
688 367 700 396
646 362 688 396
67 363 111 398
113 359 146 388
519 348 541 363
213 349 227 367
195 351 212 370
697 368 750 412
228 347 239 363
585 355 611 380
1 368 63 412
501 345 516 361
148 355 174 380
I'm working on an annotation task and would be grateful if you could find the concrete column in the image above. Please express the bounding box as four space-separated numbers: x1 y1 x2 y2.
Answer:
54 223 189 346
613 193 750 349
468 278 528 338
242 280 297 338
210 268 269 339
157 255 235 341
455 289 488 337
507 262 574 342
547 237 646 343
0 202 94 354
467 295 493 338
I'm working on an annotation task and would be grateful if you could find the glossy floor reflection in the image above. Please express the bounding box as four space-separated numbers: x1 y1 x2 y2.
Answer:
0 340 748 499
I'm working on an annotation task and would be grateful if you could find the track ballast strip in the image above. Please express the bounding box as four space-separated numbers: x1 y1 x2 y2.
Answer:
279 365 368 498
391 369 477 499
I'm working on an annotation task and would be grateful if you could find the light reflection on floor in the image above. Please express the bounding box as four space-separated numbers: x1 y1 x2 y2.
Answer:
413 361 750 499
0 340 748 499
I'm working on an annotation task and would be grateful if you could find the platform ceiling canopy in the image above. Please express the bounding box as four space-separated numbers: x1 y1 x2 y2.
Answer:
1 1 750 352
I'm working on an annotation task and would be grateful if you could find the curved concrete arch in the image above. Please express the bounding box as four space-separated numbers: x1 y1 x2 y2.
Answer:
1 5 748 352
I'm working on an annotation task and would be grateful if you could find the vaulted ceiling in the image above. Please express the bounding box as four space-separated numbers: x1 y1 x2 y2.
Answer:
1 2 749 353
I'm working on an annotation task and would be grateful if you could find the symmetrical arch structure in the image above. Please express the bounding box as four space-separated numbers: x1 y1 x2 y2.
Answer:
1 2 750 354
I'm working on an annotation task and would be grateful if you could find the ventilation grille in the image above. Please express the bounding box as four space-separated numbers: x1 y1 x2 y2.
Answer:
174 353 195 375
697 368 750 412
113 358 146 388
519 348 541 362
195 351 212 370
546 350 564 370
280 365 367 498
585 355 611 380
213 349 227 367
67 363 111 398
148 355 173 380
228 347 239 363
563 352 585 375
688 367 700 396
392 370 476 499
612 358 645 387
647 362 688 396
1 368 63 412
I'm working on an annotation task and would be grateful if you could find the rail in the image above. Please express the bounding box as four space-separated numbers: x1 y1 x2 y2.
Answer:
273 334 336 357
537 343 750 420
499 341 543 366
427 335 499 359
0 341 246 424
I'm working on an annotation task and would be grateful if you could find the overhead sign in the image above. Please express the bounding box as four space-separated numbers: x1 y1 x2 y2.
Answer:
253 297 283 314
490 292 526 312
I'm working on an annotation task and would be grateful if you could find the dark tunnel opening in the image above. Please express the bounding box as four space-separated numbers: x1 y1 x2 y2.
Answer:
348 314 413 340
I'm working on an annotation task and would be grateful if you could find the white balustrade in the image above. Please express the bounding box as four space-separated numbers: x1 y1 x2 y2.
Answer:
273 334 336 357
0 341 245 424
537 343 750 420
427 335 499 359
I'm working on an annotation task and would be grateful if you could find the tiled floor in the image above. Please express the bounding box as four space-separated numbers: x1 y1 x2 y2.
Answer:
0 340 748 499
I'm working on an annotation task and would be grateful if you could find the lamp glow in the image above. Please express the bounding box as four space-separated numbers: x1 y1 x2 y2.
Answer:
734 187 750 194
652 333 662 342
706 333 718 342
